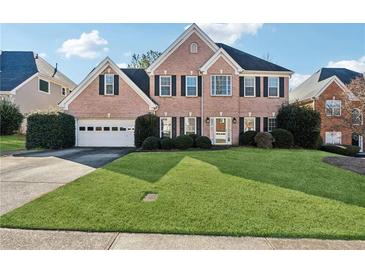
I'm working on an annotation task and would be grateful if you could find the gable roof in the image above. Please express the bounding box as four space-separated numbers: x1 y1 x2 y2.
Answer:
318 67 363 84
200 48 243 74
121 68 149 96
216 43 292 72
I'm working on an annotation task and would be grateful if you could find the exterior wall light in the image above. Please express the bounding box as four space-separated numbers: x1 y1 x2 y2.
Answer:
232 117 237 124
205 117 210 124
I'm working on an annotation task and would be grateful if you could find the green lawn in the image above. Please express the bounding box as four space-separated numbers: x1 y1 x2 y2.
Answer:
1 148 365 239
0 134 25 153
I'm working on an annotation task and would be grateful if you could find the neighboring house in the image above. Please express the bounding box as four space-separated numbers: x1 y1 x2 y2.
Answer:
290 68 364 151
0 51 76 114
59 24 293 147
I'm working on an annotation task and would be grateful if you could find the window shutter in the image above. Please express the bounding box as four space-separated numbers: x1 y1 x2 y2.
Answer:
263 77 268 97
99 75 104 95
154 76 160 96
181 76 186 96
239 117 244 134
172 75 176 96
198 76 202 97
156 118 161 138
263 117 268 132
255 117 261 132
172 117 177 138
114 75 119 95
279 77 285 97
255 77 261 97
180 117 185 135
239 76 245 97
196 117 202 135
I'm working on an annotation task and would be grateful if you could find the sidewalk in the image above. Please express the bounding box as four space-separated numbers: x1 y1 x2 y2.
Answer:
1 228 364 250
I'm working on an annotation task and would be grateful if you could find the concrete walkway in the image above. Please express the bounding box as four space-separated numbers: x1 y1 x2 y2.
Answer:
1 229 364 250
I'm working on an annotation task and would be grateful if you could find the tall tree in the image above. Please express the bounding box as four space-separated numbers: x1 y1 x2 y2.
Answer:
128 50 162 69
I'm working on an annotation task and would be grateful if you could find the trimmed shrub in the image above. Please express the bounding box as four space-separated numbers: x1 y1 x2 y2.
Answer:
0 100 24 135
26 112 75 149
188 134 199 147
320 144 360 156
142 136 160 150
134 113 159 148
173 135 193 150
271 128 294 148
254 132 274 149
276 104 321 148
160 137 174 150
195 136 212 149
239 130 257 146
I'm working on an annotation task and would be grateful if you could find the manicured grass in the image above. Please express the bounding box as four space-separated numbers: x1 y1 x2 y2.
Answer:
0 134 25 153
1 148 365 239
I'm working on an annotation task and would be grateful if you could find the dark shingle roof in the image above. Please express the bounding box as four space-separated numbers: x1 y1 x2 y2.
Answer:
121 68 150 96
216 43 292 72
0 51 38 91
318 68 363 84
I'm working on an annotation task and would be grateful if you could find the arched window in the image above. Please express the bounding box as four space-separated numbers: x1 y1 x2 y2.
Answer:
352 108 362 125
190 42 198 54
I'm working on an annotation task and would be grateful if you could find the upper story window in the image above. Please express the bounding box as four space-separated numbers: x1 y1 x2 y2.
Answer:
160 76 172 96
104 74 114 95
39 79 50 93
190 42 198 54
268 77 279 97
352 108 362 125
184 117 197 135
211 75 232 96
325 100 341 116
186 76 197 96
244 77 255 97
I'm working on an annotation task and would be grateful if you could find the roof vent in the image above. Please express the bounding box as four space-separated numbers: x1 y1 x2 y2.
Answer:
52 63 58 77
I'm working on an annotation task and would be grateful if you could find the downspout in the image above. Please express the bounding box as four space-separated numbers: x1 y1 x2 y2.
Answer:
200 71 204 135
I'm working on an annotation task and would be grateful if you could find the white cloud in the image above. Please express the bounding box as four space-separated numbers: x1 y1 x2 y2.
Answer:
38 52 47 58
290 73 311 90
192 23 263 45
117 62 128 68
58 30 109 59
123 51 132 58
327 55 365 73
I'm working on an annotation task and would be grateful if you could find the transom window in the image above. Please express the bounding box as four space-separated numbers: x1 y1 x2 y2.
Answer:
268 77 279 97
325 132 342 144
184 117 196 135
160 76 172 96
160 117 172 138
244 117 255 132
268 118 276 132
39 79 50 93
211 75 232 96
186 76 198 96
104 74 114 95
244 77 255 97
352 108 362 125
190 42 198 54
325 100 341 116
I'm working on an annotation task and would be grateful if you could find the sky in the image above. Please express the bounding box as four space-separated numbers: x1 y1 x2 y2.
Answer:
1 23 364 88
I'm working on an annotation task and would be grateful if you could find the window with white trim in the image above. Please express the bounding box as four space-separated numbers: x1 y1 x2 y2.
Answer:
160 117 172 138
190 42 198 54
244 77 255 97
39 79 50 93
160 76 172 96
244 117 255 132
186 76 197 96
211 75 232 96
268 77 279 97
268 118 276 132
325 132 342 144
325 100 341 116
184 117 196 135
352 108 362 125
104 74 114 95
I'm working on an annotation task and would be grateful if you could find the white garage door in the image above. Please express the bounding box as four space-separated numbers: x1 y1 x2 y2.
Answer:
77 119 135 147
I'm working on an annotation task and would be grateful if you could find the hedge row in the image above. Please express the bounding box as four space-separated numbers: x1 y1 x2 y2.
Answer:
320 144 360 156
142 134 212 150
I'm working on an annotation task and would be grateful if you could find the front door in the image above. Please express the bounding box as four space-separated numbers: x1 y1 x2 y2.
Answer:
210 117 232 145
352 133 364 152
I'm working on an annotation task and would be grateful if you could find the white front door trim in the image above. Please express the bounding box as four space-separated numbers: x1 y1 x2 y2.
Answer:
210 117 232 145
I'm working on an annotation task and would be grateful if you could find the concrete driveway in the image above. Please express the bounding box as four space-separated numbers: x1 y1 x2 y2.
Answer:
0 148 131 214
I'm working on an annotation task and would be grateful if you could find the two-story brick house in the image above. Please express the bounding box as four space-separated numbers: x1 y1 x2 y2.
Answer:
59 24 293 147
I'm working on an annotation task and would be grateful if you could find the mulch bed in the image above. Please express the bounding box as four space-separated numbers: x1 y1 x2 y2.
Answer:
323 156 365 175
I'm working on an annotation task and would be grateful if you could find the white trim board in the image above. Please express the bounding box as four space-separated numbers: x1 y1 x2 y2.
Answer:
200 48 243 75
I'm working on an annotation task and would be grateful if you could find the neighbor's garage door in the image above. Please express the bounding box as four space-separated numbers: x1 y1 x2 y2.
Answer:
77 119 135 147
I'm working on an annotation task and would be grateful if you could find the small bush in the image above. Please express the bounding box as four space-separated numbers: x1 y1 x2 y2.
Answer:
239 130 257 146
271 128 294 148
142 136 160 150
254 132 274 149
321 144 360 156
134 114 159 148
195 136 212 149
173 135 193 150
26 112 74 149
188 134 199 147
0 100 24 135
160 137 174 150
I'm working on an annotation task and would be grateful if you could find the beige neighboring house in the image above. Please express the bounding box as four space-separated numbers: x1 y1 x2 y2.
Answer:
0 51 76 115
